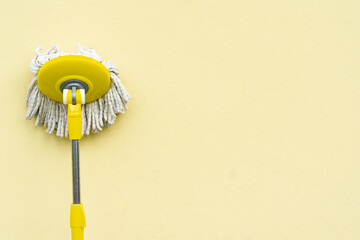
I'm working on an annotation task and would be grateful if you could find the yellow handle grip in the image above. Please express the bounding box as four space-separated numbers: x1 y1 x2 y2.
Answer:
70 203 86 240
71 228 84 240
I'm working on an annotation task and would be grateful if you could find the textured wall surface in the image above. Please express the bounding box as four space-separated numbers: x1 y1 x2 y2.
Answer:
0 0 360 239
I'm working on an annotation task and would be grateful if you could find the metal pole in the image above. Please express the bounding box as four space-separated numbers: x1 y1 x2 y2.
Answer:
72 140 80 204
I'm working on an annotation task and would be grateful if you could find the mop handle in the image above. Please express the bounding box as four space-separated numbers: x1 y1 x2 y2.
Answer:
70 139 86 240
66 88 86 240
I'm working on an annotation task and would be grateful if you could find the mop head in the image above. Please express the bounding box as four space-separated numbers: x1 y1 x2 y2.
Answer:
26 45 130 138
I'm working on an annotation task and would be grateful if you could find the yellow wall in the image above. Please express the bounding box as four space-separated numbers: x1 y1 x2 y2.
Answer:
0 0 360 239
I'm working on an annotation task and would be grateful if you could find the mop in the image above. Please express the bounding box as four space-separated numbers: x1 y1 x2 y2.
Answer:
25 45 130 240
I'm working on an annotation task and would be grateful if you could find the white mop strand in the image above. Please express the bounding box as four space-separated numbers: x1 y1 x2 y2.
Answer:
26 45 130 138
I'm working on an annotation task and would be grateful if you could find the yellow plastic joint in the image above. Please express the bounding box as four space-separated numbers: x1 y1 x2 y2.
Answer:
70 203 86 240
66 90 83 140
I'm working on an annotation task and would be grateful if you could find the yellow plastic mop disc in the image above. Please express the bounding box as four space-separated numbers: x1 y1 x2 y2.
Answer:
37 55 110 103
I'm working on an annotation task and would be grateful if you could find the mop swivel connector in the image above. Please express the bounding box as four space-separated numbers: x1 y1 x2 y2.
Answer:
63 87 85 140
63 88 86 105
